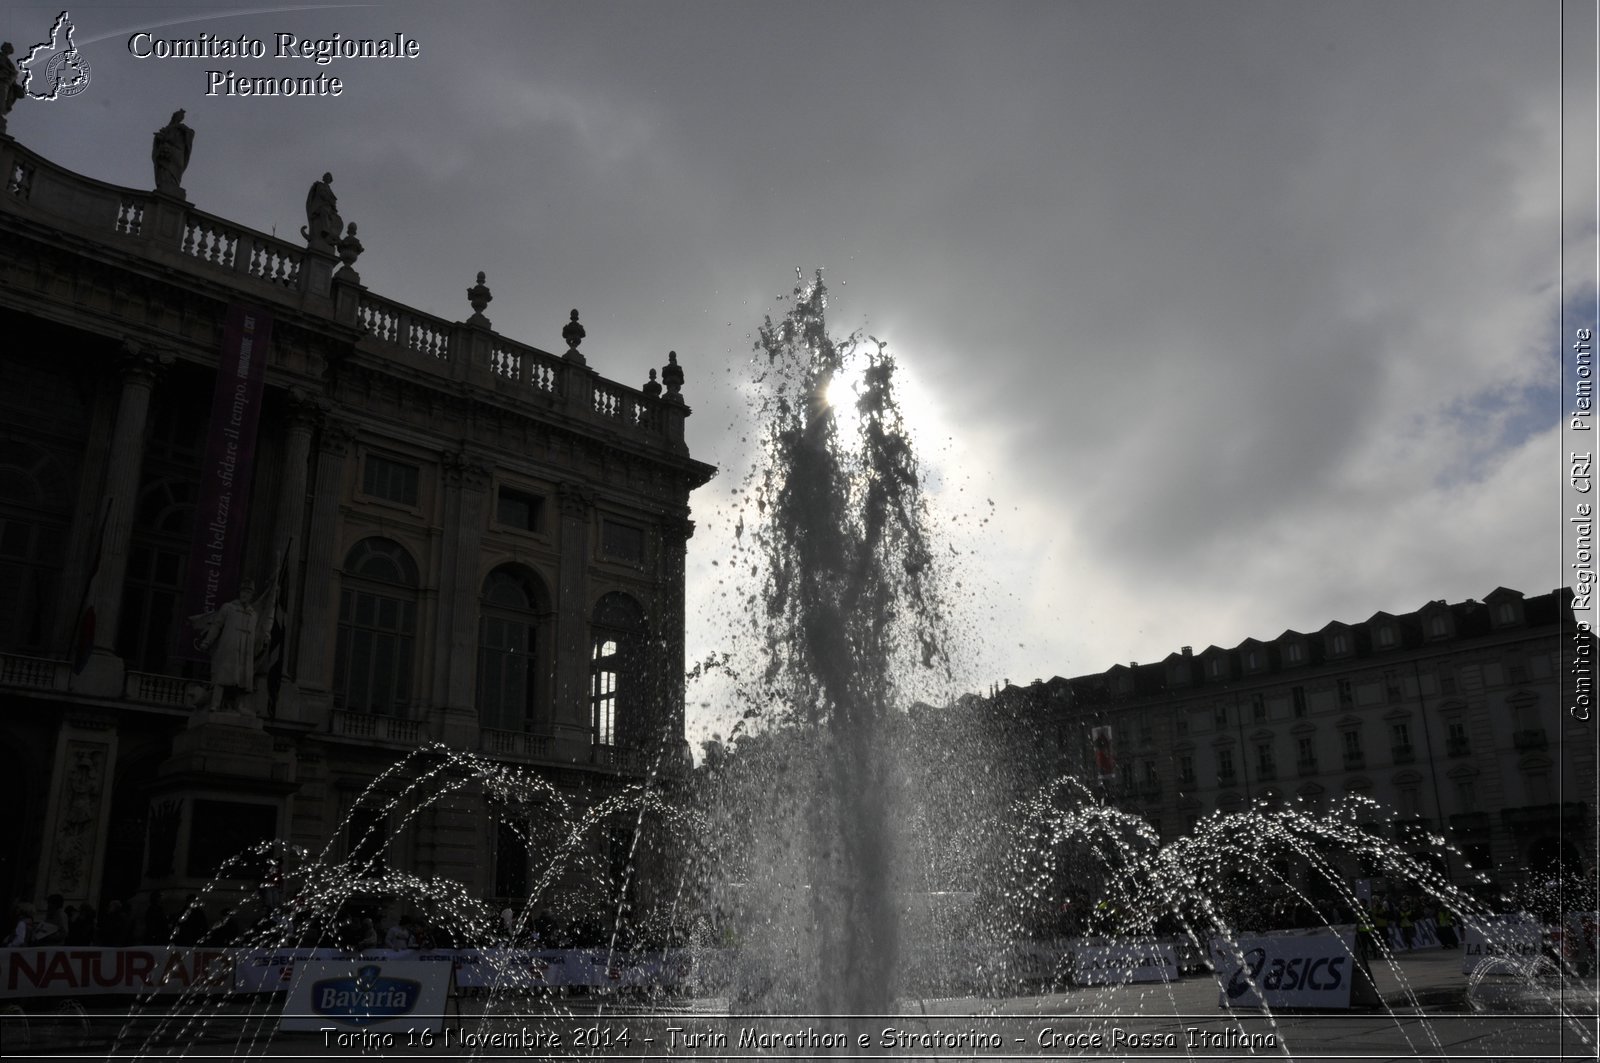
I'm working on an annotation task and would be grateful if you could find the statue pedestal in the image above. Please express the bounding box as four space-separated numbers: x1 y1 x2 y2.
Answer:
143 712 298 896
164 709 283 778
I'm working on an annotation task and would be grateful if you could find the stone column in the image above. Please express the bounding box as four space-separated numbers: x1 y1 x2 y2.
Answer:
34 713 119 911
74 344 172 696
552 482 595 755
256 390 320 721
437 451 491 747
51 378 118 654
271 390 321 611
659 517 694 750
294 416 356 716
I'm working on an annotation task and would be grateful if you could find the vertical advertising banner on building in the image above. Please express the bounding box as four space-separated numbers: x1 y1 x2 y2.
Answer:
1090 725 1116 779
177 304 273 660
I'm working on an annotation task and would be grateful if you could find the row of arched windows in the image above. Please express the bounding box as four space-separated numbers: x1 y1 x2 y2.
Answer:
330 537 646 748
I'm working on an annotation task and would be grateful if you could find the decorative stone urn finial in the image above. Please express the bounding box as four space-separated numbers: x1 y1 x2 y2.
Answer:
642 367 662 398
466 271 492 326
335 222 363 277
562 308 587 365
661 350 684 401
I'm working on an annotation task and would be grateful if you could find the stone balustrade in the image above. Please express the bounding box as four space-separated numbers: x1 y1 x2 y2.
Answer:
0 652 69 692
480 727 553 761
125 671 192 707
331 709 424 745
0 134 688 453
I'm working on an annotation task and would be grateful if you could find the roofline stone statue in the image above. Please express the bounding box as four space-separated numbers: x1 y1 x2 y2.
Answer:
301 172 342 255
0 43 24 134
152 109 194 198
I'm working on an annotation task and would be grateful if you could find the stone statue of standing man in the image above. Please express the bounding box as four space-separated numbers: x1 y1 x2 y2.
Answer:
301 172 342 254
190 578 271 713
0 43 25 134
152 109 194 197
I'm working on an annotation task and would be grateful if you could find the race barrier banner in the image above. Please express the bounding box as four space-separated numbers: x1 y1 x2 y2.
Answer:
234 948 347 994
1 948 234 998
1006 942 1066 985
1462 914 1542 975
1383 917 1439 952
280 960 451 1035
1211 930 1379 1010
1072 943 1179 986
2 946 697 998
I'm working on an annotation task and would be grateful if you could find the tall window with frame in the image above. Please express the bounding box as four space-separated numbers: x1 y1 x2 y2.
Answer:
0 357 90 656
121 477 197 673
0 440 77 654
477 567 545 733
119 372 207 674
494 818 530 900
345 806 389 876
334 538 418 715
590 593 646 751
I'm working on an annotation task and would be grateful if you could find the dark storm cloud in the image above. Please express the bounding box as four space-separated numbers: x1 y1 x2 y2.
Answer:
6 0 1581 705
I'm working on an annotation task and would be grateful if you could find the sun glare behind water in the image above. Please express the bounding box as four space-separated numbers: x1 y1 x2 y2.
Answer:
821 350 873 441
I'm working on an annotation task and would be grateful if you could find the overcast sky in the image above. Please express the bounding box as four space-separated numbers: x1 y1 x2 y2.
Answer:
4 1 1592 744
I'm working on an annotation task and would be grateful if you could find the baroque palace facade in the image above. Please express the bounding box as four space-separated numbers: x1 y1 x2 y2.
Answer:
998 588 1594 893
0 122 714 921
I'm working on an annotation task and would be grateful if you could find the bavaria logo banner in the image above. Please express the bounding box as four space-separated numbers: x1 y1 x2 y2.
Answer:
310 965 419 1024
281 960 449 1034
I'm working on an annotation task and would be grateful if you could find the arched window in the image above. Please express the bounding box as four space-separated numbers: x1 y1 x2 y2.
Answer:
477 567 545 732
590 593 645 750
334 538 418 715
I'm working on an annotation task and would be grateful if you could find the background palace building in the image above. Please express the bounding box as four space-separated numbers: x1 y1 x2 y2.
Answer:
0 122 714 922
990 588 1595 894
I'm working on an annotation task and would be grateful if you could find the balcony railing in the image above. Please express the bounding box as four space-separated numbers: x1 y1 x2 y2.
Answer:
1446 736 1471 757
591 744 653 773
1343 750 1366 769
0 652 69 692
126 671 192 707
0 136 688 454
330 710 423 745
480 728 552 761
1391 744 1416 765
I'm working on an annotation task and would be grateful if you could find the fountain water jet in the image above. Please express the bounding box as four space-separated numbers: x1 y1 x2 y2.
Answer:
705 270 952 1013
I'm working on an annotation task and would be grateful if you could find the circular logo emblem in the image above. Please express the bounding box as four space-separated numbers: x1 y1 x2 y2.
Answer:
45 50 91 98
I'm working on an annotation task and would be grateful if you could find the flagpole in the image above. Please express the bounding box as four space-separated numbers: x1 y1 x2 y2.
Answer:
69 498 113 674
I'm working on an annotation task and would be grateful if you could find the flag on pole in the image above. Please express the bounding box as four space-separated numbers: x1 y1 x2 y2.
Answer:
263 541 290 717
70 500 111 674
